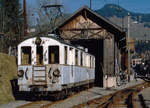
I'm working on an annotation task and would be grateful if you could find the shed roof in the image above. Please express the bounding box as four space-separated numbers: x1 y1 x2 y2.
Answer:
54 5 125 36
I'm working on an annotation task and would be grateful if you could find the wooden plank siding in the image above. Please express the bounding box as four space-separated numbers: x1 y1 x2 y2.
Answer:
103 36 115 76
59 14 111 40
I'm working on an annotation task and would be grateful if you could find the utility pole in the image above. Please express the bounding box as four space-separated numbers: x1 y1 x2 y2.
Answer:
23 0 27 37
128 12 130 82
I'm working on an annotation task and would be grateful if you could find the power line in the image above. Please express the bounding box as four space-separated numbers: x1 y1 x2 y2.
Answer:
23 0 28 37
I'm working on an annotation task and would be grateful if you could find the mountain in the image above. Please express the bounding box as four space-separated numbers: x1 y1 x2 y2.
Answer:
96 4 150 23
95 4 150 39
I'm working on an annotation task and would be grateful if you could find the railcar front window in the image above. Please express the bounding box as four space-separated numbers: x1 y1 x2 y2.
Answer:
49 46 59 64
21 47 31 65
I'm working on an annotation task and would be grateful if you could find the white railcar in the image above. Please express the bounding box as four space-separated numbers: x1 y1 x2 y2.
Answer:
17 35 95 94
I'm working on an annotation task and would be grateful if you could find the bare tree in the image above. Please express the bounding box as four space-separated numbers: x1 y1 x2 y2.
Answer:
27 0 65 35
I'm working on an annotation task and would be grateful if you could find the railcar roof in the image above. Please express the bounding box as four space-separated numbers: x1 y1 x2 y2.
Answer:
19 35 94 56
19 34 64 44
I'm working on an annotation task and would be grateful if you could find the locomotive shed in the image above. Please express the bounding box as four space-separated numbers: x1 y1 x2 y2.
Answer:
54 6 126 87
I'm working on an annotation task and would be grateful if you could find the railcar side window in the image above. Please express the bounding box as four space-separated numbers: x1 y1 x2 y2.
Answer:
64 46 67 64
86 55 89 67
80 52 83 66
69 47 74 65
21 47 31 65
92 57 94 68
85 54 87 67
75 50 78 65
49 46 59 64
90 56 92 68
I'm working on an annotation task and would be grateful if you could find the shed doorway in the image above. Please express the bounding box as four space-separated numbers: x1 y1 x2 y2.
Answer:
71 39 104 87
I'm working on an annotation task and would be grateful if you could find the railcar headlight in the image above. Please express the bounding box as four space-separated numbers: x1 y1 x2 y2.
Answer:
35 36 42 45
18 70 24 77
53 69 60 77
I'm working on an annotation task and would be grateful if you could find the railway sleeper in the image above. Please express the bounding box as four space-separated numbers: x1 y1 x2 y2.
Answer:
138 94 148 108
125 92 134 108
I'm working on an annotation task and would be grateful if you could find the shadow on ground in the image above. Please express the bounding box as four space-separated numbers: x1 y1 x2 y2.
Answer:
11 79 55 101
11 79 94 101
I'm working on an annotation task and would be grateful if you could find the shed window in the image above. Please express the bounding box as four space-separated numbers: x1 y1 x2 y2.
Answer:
49 46 59 64
21 46 31 65
64 46 67 64
75 50 78 65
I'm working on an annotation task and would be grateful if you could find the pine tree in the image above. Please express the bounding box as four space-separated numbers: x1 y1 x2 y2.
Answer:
0 0 3 32
0 0 23 53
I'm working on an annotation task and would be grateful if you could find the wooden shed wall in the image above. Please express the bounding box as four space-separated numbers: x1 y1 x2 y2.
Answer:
103 36 115 76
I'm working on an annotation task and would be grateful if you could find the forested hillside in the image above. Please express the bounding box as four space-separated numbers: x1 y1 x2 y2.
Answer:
95 4 150 40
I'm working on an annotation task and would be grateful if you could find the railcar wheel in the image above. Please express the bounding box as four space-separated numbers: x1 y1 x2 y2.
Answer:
55 92 62 100
68 89 73 96
61 90 66 99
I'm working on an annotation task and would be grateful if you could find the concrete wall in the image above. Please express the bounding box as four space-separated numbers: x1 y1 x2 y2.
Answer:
103 76 117 88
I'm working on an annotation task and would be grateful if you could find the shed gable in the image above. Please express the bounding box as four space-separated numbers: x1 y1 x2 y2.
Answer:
59 13 113 40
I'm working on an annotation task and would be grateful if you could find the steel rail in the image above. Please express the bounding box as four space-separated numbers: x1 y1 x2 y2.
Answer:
73 82 150 108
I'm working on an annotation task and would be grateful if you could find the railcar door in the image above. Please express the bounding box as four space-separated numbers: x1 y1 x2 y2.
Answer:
69 47 74 83
33 46 46 85
36 46 43 65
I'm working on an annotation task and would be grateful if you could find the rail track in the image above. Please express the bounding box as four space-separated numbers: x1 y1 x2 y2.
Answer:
73 82 150 108
16 82 150 108
15 83 92 108
16 101 53 108
16 88 84 108
16 92 80 108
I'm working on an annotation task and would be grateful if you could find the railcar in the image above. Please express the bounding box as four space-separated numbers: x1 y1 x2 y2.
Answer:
134 60 150 80
17 34 95 96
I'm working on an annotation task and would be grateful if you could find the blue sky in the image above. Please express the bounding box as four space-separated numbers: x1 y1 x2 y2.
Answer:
25 0 150 13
